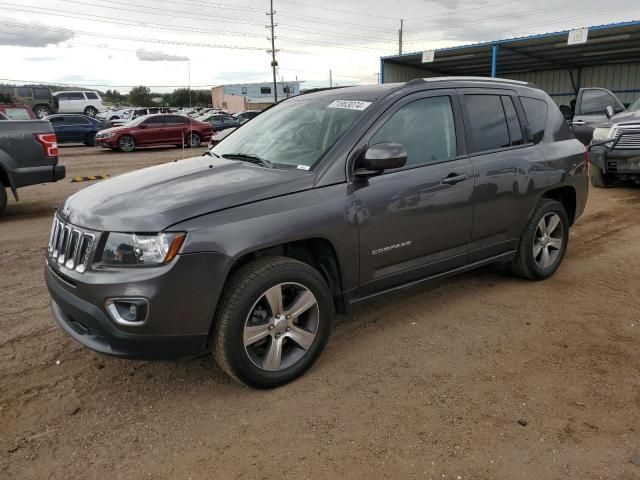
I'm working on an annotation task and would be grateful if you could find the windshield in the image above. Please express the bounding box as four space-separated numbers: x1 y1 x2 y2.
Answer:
212 97 370 168
628 97 640 112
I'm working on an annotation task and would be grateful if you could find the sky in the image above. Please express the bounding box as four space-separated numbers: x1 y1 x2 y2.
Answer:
0 0 638 92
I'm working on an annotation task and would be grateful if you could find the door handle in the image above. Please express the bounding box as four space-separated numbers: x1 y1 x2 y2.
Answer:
441 173 469 185
572 120 586 126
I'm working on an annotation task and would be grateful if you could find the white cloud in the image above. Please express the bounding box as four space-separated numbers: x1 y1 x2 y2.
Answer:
136 48 189 62
0 22 72 47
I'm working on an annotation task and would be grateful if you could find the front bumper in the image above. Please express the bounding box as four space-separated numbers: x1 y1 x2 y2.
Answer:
96 137 116 148
590 146 640 174
45 251 231 360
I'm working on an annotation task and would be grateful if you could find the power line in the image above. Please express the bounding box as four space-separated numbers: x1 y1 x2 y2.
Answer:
277 0 399 21
408 0 614 35
406 0 524 22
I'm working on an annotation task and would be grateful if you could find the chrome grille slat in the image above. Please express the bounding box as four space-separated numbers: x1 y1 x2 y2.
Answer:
47 216 96 274
614 131 640 150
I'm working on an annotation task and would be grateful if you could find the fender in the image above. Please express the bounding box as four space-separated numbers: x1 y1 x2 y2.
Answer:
0 151 19 200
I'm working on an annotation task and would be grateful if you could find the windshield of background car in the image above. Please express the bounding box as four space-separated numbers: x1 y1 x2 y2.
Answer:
212 97 372 168
628 97 640 112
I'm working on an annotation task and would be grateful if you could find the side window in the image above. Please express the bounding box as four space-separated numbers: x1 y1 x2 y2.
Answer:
370 96 457 167
144 116 166 125
241 87 248 94
48 116 64 124
66 116 90 125
464 94 510 153
56 93 70 101
520 97 548 144
502 96 525 146
85 92 98 100
579 89 619 115
166 115 186 124
18 87 32 97
260 87 271 95
33 88 51 100
68 92 85 100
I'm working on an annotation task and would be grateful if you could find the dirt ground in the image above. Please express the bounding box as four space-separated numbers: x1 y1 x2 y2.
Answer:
1 145 639 480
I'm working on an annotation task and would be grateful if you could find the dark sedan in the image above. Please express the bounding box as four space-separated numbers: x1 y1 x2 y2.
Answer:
47 114 102 146
209 114 239 132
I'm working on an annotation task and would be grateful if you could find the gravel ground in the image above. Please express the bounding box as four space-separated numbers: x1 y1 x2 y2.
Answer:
1 145 639 479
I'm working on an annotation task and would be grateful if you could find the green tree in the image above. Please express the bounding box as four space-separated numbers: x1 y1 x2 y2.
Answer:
128 85 153 106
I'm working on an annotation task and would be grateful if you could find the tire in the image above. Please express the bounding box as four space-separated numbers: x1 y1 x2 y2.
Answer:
187 132 201 148
590 166 611 188
214 256 333 388
33 105 51 119
0 180 7 217
85 133 97 147
84 106 98 117
117 135 135 152
510 198 570 281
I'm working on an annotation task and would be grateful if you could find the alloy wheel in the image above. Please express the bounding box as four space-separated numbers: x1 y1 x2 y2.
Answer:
119 137 135 152
243 282 320 372
533 212 564 269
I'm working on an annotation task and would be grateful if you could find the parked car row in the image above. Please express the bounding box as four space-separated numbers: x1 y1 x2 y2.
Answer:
0 86 105 119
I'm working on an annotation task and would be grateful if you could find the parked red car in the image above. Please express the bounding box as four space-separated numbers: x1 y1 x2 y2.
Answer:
95 114 213 152
0 104 38 120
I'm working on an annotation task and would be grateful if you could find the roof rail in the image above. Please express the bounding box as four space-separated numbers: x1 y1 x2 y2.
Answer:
406 76 531 87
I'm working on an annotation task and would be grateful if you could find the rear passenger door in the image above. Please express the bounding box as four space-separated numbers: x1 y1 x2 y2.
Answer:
460 89 547 261
164 115 187 143
353 90 475 294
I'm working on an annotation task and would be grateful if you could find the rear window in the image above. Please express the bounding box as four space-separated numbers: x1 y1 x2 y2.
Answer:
4 108 32 120
520 97 548 144
464 94 510 153
85 92 99 100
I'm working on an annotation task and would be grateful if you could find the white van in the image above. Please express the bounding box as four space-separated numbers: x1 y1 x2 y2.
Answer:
53 91 104 117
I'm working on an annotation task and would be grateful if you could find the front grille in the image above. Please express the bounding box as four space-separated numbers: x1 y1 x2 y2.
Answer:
48 216 96 274
614 130 640 150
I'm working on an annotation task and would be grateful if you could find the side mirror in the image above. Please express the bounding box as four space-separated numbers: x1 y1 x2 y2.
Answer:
138 124 148 129
605 105 614 119
355 142 407 177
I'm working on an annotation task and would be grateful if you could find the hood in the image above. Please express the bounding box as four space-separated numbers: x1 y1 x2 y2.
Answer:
601 110 640 128
97 125 127 135
60 156 315 232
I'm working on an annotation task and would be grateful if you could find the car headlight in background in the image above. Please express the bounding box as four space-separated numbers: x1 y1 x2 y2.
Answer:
101 232 186 266
592 126 617 142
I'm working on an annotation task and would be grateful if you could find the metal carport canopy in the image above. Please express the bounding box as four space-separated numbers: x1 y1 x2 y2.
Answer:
381 20 640 81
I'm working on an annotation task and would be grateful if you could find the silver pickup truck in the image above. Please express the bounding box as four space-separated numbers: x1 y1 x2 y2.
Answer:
0 116 65 215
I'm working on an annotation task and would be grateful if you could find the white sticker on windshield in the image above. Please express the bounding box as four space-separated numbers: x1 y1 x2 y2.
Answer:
327 100 372 111
297 165 310 170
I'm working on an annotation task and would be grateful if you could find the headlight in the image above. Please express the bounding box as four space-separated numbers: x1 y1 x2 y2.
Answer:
102 132 116 138
101 232 186 266
592 127 616 142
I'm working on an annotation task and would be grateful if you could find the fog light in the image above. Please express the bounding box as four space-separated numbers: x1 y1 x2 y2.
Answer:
105 298 149 326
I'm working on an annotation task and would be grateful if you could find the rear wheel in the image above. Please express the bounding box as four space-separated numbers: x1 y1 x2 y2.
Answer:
510 198 569 280
118 135 135 152
85 133 96 147
84 106 98 117
214 257 333 388
33 105 51 119
590 166 612 188
0 180 7 217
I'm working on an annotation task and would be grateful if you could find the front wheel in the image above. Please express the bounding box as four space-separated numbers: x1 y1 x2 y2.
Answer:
213 257 333 388
0 180 7 217
590 166 612 188
510 198 569 280
186 132 201 148
118 135 135 152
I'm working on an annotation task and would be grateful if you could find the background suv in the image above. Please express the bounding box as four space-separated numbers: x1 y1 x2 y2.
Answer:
46 78 588 388
0 85 55 118
53 91 104 117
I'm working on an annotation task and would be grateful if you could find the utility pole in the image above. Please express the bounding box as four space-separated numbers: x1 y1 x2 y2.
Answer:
329 69 333 88
398 19 403 55
267 0 278 103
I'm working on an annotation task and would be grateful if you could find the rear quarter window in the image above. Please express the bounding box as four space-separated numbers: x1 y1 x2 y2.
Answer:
85 92 99 100
33 88 51 100
520 97 548 144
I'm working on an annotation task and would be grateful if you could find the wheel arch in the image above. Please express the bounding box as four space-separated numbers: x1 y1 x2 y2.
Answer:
541 186 577 225
225 238 346 315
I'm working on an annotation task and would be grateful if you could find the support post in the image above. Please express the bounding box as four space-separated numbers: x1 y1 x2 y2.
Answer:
491 44 498 78
268 0 278 103
399 19 403 55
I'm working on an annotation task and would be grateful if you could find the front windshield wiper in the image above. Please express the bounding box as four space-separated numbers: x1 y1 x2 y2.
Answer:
204 149 220 158
221 153 274 168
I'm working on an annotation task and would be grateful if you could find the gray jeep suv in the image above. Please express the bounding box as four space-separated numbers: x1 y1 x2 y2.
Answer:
45 78 588 388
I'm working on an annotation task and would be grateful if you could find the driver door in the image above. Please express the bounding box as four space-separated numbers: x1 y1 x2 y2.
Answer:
573 88 625 145
352 91 474 295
